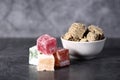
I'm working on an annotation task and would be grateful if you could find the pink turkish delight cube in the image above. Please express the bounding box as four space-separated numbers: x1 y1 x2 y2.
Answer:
37 34 57 54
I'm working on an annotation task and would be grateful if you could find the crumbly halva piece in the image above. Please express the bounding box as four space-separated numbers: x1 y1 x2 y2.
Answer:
63 23 104 42
63 32 73 40
88 25 104 39
68 23 87 40
80 38 88 42
63 23 87 41
87 32 99 41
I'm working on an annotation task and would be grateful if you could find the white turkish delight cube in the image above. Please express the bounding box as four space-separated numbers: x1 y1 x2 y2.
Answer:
29 45 41 65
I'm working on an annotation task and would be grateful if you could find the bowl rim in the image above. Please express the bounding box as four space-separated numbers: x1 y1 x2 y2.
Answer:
61 37 106 43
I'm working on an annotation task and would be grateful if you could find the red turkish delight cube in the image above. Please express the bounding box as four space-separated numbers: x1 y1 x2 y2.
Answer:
54 48 70 67
37 34 57 54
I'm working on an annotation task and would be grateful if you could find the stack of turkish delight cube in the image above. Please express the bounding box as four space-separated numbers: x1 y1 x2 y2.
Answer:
29 34 70 71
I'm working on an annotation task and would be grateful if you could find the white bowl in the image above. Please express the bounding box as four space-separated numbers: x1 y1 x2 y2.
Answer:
61 37 106 59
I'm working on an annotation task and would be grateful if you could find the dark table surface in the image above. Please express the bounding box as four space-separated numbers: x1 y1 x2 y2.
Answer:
0 38 120 80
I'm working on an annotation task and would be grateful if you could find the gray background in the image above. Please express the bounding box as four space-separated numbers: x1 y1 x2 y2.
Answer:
0 0 120 38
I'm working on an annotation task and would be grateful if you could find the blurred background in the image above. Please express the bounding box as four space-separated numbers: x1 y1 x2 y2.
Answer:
0 0 120 38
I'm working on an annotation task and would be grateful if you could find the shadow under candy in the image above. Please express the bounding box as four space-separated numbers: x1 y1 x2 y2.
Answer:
29 65 70 80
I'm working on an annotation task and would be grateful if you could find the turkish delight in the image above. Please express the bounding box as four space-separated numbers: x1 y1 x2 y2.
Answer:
29 45 41 65
37 54 55 71
29 34 71 71
54 48 70 67
37 34 57 55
